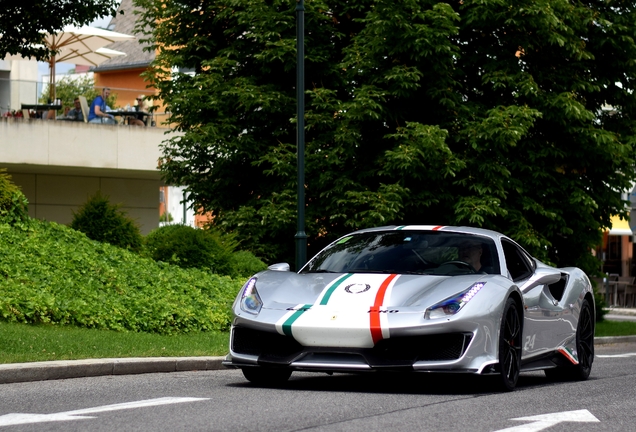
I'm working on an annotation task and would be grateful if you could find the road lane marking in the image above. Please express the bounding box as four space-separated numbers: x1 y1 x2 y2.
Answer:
0 397 209 427
596 352 636 358
493 409 599 432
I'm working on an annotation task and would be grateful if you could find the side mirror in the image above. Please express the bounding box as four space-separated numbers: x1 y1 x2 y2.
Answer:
268 262 291 272
519 267 562 293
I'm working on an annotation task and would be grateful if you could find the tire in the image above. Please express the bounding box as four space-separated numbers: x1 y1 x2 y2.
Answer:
241 367 292 386
498 298 522 391
544 298 594 381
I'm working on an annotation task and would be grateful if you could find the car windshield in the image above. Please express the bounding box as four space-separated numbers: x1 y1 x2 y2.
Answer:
301 230 500 276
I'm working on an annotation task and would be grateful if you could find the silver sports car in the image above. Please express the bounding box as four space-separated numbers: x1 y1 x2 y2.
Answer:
223 225 595 391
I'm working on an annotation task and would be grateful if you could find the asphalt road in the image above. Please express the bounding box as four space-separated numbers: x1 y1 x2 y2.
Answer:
0 341 635 432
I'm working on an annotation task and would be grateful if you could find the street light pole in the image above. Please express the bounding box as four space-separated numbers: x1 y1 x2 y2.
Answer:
295 0 307 271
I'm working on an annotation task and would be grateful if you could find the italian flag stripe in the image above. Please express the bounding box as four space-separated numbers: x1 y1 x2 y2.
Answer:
369 273 399 344
319 273 354 305
282 304 313 337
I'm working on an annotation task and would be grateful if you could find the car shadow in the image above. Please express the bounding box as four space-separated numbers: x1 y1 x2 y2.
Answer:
228 371 558 395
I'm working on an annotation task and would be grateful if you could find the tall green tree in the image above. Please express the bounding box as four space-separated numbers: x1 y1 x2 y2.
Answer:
136 0 636 272
0 1 120 60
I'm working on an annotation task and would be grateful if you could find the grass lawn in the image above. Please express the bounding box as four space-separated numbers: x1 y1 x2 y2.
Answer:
0 321 229 364
595 319 636 337
0 318 634 365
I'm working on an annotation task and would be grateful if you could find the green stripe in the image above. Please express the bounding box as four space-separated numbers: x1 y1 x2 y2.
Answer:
319 273 353 305
396 225 406 230
282 304 312 337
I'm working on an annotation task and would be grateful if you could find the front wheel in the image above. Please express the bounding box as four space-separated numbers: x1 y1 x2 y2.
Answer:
241 367 292 386
544 298 594 381
498 298 522 391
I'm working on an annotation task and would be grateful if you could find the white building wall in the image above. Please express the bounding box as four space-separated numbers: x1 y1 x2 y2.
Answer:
163 186 196 227
1 118 179 234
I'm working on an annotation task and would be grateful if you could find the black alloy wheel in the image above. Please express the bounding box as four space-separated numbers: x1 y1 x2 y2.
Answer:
498 298 522 391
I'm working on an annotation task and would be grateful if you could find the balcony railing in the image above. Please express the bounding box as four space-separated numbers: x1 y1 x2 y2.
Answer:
0 77 171 128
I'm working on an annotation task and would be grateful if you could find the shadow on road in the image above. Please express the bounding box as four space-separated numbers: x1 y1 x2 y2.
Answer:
228 370 558 395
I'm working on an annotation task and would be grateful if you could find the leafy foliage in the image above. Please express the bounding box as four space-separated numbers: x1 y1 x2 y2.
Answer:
39 75 118 113
0 219 242 334
137 0 636 274
0 1 120 60
229 250 268 278
0 169 29 228
70 192 143 252
144 224 233 274
144 224 267 277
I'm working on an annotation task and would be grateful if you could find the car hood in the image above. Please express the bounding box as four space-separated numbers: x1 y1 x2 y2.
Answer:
252 271 501 311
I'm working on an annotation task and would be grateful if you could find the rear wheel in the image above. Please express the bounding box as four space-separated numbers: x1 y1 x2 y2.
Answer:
544 298 594 381
241 367 292 385
498 298 522 391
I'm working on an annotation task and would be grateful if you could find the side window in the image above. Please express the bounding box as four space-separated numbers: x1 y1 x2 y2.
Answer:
501 240 534 282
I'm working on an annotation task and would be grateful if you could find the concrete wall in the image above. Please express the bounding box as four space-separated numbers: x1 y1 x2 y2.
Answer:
0 117 173 234
10 172 160 233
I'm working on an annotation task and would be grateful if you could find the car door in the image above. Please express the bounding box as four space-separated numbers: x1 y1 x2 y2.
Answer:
500 239 570 358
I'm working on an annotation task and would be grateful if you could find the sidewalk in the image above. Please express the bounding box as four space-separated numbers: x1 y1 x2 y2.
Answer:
604 307 636 315
2 331 636 384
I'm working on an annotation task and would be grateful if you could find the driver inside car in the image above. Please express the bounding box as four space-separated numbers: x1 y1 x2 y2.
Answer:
458 240 483 272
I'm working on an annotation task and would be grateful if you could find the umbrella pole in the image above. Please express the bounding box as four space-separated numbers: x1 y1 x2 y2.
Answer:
49 58 56 103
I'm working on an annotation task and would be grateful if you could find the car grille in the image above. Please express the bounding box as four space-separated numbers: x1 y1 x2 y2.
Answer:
232 327 473 367
372 333 473 363
232 327 303 362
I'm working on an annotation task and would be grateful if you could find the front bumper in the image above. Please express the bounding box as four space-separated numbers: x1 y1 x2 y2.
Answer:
223 325 496 374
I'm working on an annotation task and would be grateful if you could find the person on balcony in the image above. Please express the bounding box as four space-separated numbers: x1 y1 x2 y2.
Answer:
63 98 84 121
88 88 116 124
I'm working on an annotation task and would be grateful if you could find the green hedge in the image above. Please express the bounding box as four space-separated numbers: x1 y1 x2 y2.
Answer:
0 219 244 334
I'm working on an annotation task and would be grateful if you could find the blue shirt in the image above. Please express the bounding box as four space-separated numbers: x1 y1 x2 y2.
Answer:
88 95 107 121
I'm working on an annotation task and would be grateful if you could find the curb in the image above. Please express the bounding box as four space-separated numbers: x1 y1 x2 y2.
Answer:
3 335 636 385
0 356 225 385
595 335 636 345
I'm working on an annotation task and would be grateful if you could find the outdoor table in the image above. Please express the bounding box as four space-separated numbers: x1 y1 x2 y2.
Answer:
106 110 150 124
21 104 62 111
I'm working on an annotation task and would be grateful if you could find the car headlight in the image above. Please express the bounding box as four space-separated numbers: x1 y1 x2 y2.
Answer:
425 282 486 320
240 277 263 315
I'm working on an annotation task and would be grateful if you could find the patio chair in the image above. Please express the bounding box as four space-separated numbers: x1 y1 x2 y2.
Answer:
590 277 608 303
616 276 635 307
625 281 636 308
78 96 89 123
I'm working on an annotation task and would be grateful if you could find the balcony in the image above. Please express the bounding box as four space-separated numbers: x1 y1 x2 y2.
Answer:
0 116 177 234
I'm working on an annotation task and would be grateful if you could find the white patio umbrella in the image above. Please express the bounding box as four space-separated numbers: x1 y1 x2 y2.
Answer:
3 25 134 101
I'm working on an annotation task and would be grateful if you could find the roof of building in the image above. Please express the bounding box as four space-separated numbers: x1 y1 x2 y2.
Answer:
93 0 155 72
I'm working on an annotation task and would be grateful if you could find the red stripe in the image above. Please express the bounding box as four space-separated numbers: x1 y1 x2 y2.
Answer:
432 225 444 231
369 274 398 344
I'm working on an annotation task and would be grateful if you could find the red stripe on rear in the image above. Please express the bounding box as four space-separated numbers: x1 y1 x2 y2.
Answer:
370 274 398 344
432 225 444 231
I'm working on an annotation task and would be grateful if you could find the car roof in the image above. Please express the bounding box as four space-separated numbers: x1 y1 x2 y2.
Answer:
352 225 506 240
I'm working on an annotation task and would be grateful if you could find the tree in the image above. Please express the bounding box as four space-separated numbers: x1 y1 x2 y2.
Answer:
0 1 120 60
136 0 636 273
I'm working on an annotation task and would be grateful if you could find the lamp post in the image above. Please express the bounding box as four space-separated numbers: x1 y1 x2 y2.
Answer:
295 0 308 271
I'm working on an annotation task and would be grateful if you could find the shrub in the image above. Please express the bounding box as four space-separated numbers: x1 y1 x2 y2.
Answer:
145 224 234 275
70 192 143 252
0 169 29 227
229 250 268 278
0 219 242 334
